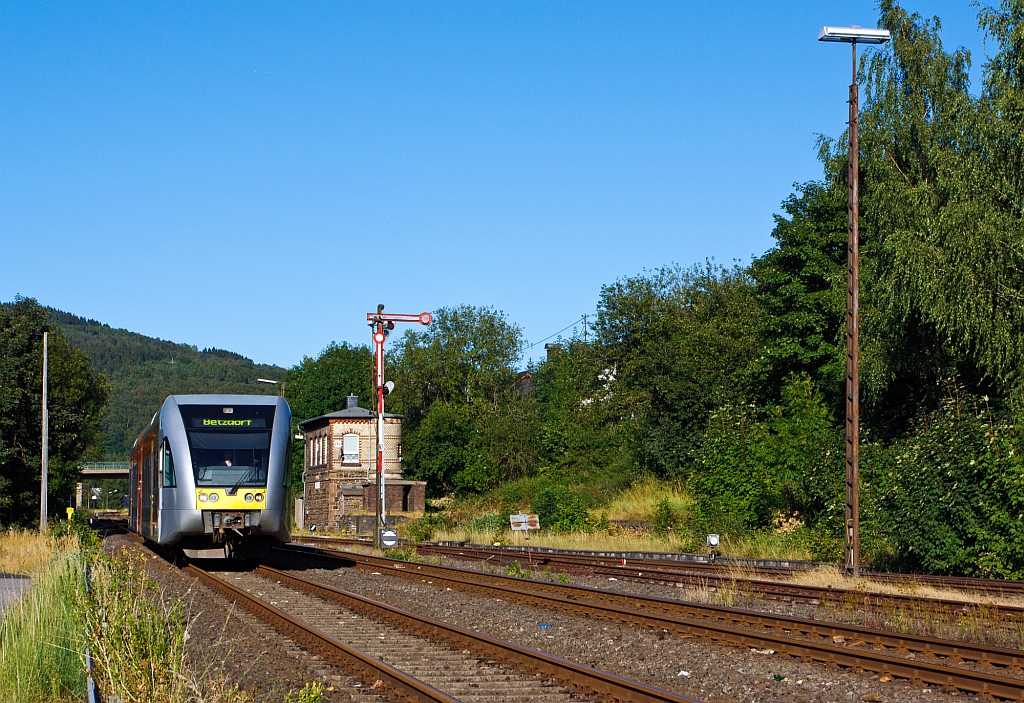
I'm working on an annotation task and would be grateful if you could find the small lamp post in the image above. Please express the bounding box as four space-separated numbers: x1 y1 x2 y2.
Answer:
819 24 891 575
706 533 720 562
256 378 285 396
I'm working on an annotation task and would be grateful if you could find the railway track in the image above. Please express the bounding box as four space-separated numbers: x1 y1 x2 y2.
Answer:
296 537 1024 615
279 543 1024 701
438 547 1024 616
297 535 1024 596
185 562 700 703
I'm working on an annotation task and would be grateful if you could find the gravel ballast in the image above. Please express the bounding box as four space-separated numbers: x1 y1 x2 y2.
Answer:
102 534 388 702
267 550 987 703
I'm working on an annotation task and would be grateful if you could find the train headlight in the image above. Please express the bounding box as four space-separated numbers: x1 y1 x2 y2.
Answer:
255 493 264 502
244 493 254 502
198 493 208 502
209 493 219 502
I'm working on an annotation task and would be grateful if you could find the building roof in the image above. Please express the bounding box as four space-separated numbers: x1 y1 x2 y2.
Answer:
298 406 403 429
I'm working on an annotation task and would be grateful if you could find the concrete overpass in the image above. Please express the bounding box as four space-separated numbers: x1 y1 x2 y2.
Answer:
78 462 129 480
76 462 129 508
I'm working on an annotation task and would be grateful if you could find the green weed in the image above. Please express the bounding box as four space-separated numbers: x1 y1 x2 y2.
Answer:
382 547 418 562
505 560 533 579
285 681 324 703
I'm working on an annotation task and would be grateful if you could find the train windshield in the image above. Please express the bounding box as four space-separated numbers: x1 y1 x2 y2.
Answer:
179 404 276 490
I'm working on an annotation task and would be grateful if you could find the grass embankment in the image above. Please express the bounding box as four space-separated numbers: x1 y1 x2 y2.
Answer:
0 524 322 703
402 477 820 561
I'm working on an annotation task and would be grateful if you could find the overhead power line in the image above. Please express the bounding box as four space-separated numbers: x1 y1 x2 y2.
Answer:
526 317 586 350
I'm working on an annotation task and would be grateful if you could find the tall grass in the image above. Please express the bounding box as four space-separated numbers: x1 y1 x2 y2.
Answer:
87 547 256 703
599 479 693 522
0 528 69 574
0 529 285 703
0 535 86 703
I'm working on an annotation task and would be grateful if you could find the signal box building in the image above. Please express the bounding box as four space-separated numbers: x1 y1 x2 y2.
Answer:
299 395 425 531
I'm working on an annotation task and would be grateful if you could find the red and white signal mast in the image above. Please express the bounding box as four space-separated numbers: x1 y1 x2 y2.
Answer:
367 304 432 547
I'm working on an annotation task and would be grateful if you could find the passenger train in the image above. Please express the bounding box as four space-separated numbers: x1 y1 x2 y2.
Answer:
129 394 292 558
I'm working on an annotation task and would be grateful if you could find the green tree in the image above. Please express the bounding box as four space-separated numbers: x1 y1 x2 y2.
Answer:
532 339 626 479
863 391 1024 577
594 263 761 477
283 342 374 486
458 393 541 493
46 307 284 459
748 183 847 415
402 401 472 495
285 342 374 421
0 298 108 526
390 305 522 422
530 487 590 533
390 305 525 495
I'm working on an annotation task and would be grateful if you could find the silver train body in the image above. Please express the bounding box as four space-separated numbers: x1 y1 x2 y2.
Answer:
128 394 292 558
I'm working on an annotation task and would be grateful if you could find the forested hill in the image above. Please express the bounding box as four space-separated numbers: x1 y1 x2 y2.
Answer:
46 308 284 460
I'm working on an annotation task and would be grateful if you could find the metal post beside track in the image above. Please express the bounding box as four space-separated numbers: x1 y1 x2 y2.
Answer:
819 24 891 575
365 306 432 549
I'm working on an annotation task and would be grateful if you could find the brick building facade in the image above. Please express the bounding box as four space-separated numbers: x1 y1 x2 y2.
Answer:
298 395 425 531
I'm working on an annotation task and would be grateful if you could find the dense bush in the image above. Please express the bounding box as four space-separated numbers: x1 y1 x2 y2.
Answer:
651 498 678 536
530 488 590 533
404 512 448 542
688 377 843 534
863 395 1024 577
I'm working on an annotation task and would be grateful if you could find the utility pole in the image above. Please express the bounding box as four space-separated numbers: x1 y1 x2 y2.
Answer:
819 24 891 575
40 331 49 531
366 305 432 548
846 42 861 577
583 314 588 344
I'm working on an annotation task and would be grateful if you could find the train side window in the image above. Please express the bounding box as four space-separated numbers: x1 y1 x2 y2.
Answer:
161 440 176 487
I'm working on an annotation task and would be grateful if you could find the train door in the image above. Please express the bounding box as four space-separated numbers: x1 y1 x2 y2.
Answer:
129 454 139 531
141 450 152 539
157 439 176 544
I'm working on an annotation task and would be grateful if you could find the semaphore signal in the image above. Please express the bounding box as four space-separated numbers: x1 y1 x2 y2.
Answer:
366 304 432 548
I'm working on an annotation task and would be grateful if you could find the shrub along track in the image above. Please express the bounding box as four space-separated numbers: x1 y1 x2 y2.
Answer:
280 543 1024 702
188 562 700 703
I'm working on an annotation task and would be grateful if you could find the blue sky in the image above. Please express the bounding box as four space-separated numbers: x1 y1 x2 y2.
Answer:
0 1 990 368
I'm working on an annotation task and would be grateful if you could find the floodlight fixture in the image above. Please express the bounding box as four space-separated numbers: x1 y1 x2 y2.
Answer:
256 378 285 396
818 25 891 44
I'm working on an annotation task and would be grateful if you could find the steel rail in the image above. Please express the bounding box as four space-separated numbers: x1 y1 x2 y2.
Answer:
409 543 1024 616
183 564 461 703
279 544 1024 701
299 536 1024 598
284 545 1024 667
480 549 1024 597
252 564 700 703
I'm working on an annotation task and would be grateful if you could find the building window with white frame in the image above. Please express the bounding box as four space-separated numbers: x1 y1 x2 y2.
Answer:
342 433 360 465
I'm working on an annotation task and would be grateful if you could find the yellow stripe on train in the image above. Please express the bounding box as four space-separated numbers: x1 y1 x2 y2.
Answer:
195 488 266 511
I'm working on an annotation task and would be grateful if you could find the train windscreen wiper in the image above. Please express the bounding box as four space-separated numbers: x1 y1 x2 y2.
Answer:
227 465 255 496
